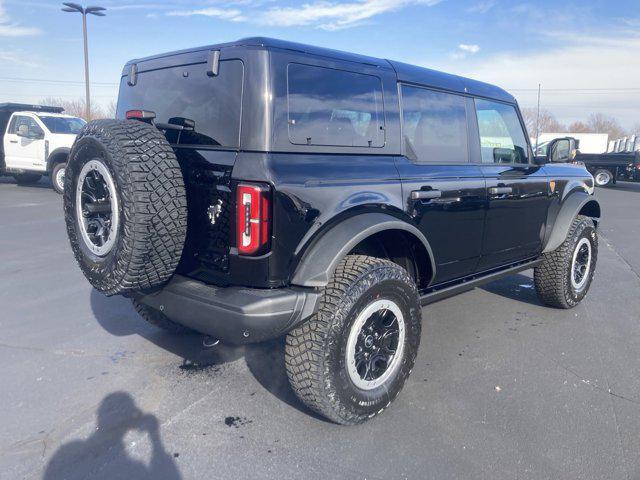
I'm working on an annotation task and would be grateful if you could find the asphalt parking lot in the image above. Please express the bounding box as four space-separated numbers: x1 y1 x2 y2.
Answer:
1 177 639 480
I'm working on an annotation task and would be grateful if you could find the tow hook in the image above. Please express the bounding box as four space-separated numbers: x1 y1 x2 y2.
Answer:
202 336 220 349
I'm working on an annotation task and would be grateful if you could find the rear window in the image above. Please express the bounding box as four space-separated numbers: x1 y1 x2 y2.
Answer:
116 59 243 148
287 63 384 147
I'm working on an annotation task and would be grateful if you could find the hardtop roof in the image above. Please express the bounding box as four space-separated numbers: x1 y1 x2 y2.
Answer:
0 103 65 114
123 37 515 103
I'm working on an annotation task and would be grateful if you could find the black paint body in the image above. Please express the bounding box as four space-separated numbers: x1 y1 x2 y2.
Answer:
117 37 596 300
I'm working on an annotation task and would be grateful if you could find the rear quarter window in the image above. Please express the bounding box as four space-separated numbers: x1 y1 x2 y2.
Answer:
116 59 243 149
287 63 385 148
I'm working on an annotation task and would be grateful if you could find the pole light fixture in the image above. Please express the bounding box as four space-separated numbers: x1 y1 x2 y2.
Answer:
61 3 106 120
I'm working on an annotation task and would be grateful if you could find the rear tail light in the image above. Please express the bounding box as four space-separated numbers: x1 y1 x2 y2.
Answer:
125 109 156 121
236 182 271 255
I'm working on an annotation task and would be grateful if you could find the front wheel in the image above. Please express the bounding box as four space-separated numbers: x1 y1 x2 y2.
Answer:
51 162 66 194
285 255 422 425
593 169 613 187
534 215 598 308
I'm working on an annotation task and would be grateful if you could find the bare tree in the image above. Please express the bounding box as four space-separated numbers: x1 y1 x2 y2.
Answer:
567 121 590 133
585 113 627 139
39 97 109 121
106 100 117 119
521 107 565 139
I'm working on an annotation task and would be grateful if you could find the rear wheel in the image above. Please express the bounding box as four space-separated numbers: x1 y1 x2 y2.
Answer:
64 119 187 296
593 169 613 187
13 172 42 185
285 255 422 425
534 215 597 308
51 162 66 194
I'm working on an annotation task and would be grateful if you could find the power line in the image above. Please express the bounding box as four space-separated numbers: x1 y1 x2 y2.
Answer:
0 76 118 87
0 92 115 99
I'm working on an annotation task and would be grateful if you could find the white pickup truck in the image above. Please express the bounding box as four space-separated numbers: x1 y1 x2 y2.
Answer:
0 103 86 193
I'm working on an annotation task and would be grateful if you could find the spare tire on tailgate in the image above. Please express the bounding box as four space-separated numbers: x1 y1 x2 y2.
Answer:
63 119 187 296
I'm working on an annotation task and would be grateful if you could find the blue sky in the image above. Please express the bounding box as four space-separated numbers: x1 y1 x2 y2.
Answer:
1 0 639 129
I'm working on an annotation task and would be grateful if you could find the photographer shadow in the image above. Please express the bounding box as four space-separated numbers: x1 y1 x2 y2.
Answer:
43 392 181 480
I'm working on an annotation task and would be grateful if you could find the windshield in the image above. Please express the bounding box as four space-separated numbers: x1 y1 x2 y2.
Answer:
38 116 86 134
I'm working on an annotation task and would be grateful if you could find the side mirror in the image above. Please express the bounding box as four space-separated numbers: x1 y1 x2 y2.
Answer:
17 124 29 137
548 138 573 163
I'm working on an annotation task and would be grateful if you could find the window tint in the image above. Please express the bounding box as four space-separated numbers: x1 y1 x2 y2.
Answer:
116 60 243 148
400 86 468 163
38 116 86 134
287 63 384 147
11 116 42 136
475 99 529 164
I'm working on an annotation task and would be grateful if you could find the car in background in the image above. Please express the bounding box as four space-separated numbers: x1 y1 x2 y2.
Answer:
0 103 86 194
537 136 640 186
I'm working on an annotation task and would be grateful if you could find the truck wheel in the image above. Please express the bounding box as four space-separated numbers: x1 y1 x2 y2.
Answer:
64 119 187 296
51 162 66 194
132 299 193 334
13 172 42 185
593 169 613 187
285 255 422 425
534 215 598 309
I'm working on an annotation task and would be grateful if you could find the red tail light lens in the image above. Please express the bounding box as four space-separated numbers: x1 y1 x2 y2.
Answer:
236 183 271 255
125 109 156 120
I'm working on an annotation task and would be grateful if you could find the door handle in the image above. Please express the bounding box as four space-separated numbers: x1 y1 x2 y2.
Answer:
9 140 18 144
411 189 442 200
489 186 513 195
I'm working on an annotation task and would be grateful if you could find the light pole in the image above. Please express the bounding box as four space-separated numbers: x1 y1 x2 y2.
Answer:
62 3 106 120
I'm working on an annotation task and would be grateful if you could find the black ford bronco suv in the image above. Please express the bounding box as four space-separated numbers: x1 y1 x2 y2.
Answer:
63 38 601 425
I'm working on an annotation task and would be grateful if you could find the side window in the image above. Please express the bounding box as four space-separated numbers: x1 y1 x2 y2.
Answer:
475 99 529 164
287 63 384 147
11 116 42 136
400 85 469 163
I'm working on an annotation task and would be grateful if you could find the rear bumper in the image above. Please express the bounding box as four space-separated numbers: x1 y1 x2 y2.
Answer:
137 275 319 344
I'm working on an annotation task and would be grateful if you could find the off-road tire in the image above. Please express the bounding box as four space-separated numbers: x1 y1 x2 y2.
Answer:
285 255 422 425
64 119 187 296
132 299 193 334
593 169 613 187
13 172 42 185
51 162 66 194
534 215 597 308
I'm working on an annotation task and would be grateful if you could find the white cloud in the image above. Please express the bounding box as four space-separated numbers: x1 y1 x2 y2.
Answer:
260 0 442 31
458 43 480 54
167 7 245 21
433 29 640 128
0 50 39 68
466 0 495 13
0 1 41 36
450 43 480 60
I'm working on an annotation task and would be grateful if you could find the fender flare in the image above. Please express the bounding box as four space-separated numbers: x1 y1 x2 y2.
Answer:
46 147 70 172
291 212 436 288
542 192 601 254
